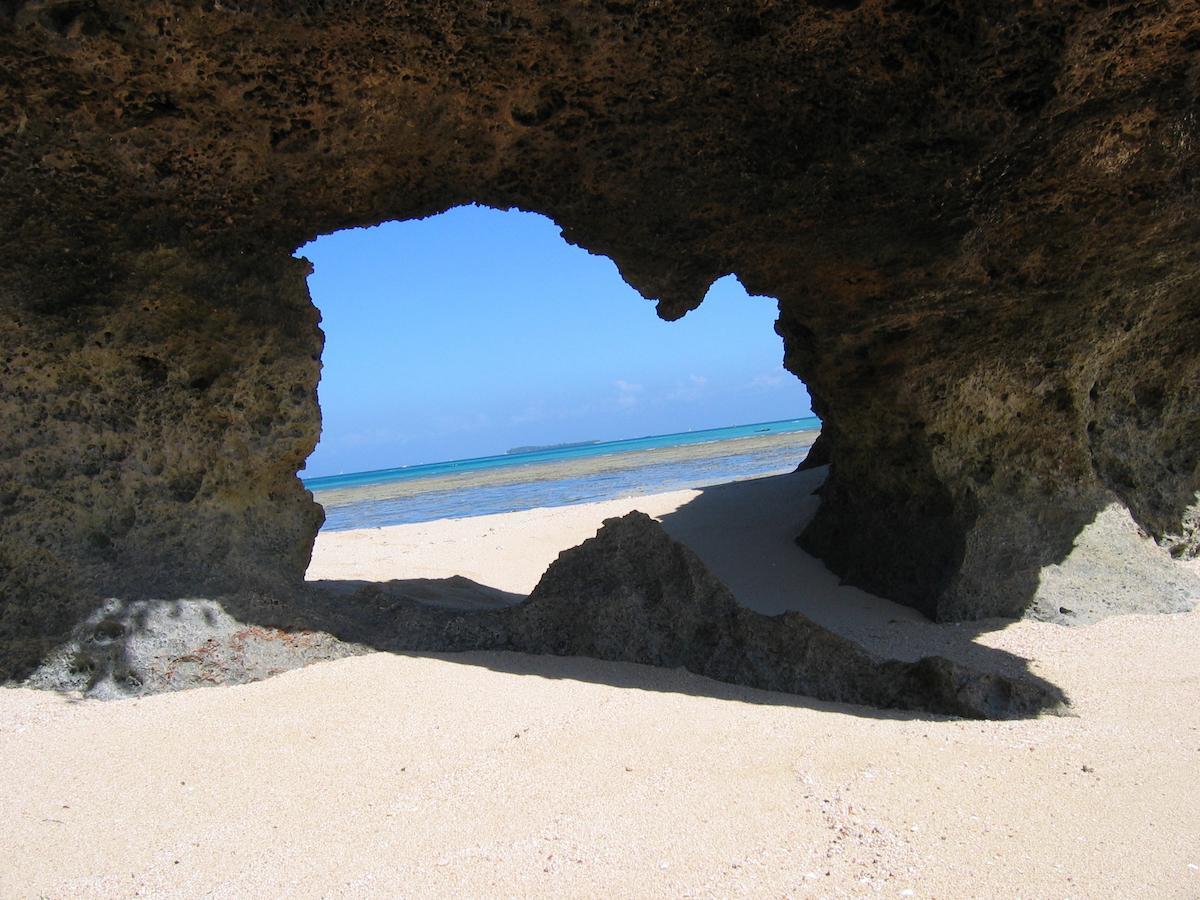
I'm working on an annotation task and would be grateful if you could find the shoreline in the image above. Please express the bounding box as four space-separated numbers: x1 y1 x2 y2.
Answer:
304 416 819 489
308 467 1198 646
311 428 819 517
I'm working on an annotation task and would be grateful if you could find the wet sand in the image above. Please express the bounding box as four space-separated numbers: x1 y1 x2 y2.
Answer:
312 428 819 511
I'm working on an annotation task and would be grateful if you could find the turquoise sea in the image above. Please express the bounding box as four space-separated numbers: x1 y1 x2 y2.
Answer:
305 416 821 531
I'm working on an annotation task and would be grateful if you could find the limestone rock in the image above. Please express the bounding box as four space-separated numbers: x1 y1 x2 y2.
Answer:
30 514 1066 719
0 1 1197 660
518 513 1064 719
27 596 363 700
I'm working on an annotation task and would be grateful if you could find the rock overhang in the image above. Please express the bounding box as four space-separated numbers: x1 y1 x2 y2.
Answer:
1 0 1198 675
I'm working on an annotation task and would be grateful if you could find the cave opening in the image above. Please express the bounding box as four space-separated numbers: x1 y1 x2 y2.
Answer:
294 204 822 597
1 0 1194 728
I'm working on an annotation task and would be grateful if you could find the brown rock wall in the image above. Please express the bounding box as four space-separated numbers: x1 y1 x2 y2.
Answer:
1 242 322 667
1 0 1197 661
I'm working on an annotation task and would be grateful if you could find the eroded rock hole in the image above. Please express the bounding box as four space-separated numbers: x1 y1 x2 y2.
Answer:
262 206 1076 718
297 203 814 536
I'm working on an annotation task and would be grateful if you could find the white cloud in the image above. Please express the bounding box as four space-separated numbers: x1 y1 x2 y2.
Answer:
614 379 643 409
667 373 710 402
748 372 786 390
432 412 492 434
509 405 546 426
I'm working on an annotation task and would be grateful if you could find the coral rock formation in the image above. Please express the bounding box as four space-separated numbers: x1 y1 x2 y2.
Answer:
520 513 1063 718
34 514 1066 719
1 1 1198 669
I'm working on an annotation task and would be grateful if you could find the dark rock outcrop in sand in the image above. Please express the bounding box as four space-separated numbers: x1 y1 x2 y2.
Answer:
519 513 1062 719
35 514 1065 719
1 2 1198 668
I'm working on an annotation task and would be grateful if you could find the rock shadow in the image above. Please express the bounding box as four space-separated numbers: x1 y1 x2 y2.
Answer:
656 468 1041 678
21 509 1068 722
660 467 1196 648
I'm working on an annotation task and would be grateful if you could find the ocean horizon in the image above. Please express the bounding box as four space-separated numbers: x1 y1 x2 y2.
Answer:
307 416 821 531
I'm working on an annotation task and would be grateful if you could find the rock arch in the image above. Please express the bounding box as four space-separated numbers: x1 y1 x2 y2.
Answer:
1 1 1197 668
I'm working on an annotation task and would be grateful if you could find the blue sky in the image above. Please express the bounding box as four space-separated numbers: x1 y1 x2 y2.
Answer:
298 205 811 477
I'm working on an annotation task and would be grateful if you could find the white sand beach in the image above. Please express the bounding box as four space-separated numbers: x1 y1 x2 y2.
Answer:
3 471 1199 897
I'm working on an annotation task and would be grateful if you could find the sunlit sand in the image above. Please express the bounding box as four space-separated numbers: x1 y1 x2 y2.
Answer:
3 470 1198 896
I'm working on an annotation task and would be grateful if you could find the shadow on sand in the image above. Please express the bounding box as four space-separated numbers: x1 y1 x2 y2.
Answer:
388 648 982 723
655 469 1043 680
17 469 1072 721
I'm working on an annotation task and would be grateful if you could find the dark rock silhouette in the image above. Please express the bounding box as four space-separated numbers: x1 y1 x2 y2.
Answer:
796 432 831 471
1 2 1197 667
519 513 1064 719
32 513 1066 719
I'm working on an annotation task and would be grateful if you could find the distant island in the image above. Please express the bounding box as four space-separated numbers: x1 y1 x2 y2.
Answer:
507 440 601 455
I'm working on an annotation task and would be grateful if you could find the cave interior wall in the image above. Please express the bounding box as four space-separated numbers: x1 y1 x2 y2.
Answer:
1 0 1197 665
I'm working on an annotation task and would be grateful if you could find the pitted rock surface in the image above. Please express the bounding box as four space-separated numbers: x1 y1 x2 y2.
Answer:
33 514 1066 719
1 2 1198 671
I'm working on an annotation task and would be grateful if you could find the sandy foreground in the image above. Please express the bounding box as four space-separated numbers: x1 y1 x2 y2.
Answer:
3 474 1199 897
